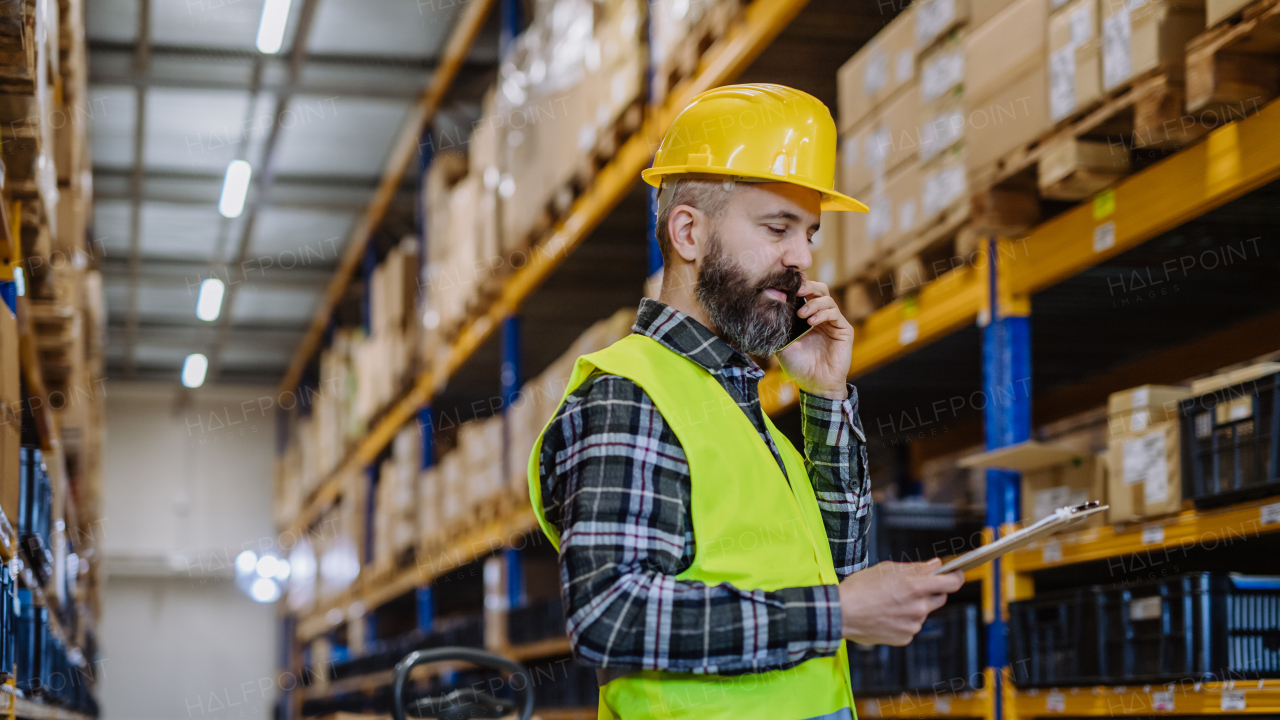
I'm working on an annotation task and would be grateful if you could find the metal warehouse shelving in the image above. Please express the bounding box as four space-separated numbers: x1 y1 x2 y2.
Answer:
277 0 1280 717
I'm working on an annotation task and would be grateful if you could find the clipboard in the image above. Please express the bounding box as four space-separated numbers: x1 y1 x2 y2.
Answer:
931 501 1109 575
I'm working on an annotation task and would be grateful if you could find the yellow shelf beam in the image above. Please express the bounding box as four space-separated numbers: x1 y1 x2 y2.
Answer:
762 261 986 415
1006 96 1280 298
857 669 996 720
278 0 499 396
1007 679 1280 717
285 0 814 536
1004 496 1280 574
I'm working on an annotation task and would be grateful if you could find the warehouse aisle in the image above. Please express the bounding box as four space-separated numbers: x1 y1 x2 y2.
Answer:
2 0 1278 718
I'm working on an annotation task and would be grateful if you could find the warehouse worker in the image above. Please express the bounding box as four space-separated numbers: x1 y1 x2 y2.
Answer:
528 84 964 720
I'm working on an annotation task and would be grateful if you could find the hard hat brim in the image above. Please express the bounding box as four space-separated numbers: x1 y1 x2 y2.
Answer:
641 167 869 213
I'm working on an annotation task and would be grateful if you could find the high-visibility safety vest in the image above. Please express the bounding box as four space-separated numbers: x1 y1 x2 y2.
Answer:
529 333 855 720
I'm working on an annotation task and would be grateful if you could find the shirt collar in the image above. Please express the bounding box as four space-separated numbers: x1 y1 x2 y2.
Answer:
632 298 764 378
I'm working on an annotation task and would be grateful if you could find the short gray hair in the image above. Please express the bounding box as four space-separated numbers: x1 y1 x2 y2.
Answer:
654 178 736 267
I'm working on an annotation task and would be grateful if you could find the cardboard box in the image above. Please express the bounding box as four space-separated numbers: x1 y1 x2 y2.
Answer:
810 211 846 288
964 62 1053 177
1107 420 1182 522
0 303 16 409
841 81 923 193
1207 0 1253 27
0 406 16 529
1190 362 1280 396
837 6 919 133
1107 383 1190 436
916 0 971 50
1100 0 1204 91
972 0 1024 27
1049 0 1103 121
966 0 1050 103
845 160 923 258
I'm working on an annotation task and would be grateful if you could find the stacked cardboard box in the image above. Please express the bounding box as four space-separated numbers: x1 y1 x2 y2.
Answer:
355 239 419 426
418 464 443 551
315 328 359 479
459 415 506 516
493 0 647 250
421 149 475 358
508 307 638 495
373 426 421 573
1105 384 1190 522
0 302 18 528
964 0 1053 184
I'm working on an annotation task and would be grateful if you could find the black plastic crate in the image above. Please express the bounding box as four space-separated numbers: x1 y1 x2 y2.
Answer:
868 501 985 565
508 596 565 646
848 642 907 696
1179 371 1280 508
1011 572 1280 687
905 603 985 692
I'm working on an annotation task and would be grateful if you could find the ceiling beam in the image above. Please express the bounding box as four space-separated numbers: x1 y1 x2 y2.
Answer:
100 255 334 288
88 40 496 71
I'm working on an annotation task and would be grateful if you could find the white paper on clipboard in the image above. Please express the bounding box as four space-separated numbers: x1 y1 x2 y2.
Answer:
932 501 1109 575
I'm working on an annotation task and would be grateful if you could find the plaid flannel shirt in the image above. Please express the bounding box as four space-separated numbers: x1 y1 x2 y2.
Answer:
537 298 872 675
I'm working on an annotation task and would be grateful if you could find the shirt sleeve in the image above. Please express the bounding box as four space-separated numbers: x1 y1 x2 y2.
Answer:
539 373 844 676
798 383 873 580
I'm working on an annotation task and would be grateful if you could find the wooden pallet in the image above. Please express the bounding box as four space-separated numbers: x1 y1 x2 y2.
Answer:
975 72 1213 204
1187 0 1280 114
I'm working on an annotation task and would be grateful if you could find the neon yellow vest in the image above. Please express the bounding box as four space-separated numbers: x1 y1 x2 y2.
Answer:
529 334 855 720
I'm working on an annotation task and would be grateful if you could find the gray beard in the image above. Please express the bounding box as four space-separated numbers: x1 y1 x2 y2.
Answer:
694 234 798 357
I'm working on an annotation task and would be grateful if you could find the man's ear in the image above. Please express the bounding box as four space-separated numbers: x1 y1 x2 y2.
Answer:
667 205 703 263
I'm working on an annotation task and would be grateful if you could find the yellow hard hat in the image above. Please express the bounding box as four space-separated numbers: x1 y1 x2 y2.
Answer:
642 83 868 213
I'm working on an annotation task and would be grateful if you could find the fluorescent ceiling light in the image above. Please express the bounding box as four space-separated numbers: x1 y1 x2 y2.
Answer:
219 160 252 218
196 278 225 321
182 353 209 388
256 0 292 54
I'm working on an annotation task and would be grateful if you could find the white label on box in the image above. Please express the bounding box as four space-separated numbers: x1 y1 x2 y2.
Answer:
864 699 882 717
1042 540 1063 564
920 109 965 160
1152 691 1175 711
1260 502 1280 526
865 50 889 96
896 49 915 83
921 51 964 103
1052 0 1071 9
865 126 892 171
1133 387 1150 408
867 192 892 242
843 139 858 170
1221 691 1246 711
1093 221 1116 251
1071 2 1094 45
899 198 918 233
1124 430 1167 486
935 696 952 714
1141 525 1165 544
1102 9 1132 90
923 163 967 217
1046 693 1066 712
1129 595 1162 620
899 319 920 346
916 0 957 47
819 259 836 287
1131 408 1151 431
1049 46 1077 121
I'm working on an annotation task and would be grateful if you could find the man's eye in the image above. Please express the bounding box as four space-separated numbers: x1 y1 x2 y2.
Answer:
767 226 787 236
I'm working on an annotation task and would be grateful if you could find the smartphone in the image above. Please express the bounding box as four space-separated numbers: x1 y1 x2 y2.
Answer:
782 296 812 349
